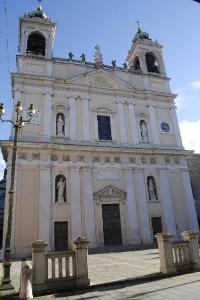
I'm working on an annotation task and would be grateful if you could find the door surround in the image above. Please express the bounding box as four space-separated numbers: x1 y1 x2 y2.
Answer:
94 185 129 247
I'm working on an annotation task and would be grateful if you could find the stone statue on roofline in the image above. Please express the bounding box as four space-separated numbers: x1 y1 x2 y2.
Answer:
80 53 86 62
111 60 116 69
68 51 74 60
94 46 103 68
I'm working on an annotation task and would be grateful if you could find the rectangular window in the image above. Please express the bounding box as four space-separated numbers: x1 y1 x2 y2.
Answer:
97 115 112 140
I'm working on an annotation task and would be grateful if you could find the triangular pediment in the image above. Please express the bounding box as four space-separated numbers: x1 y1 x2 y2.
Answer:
66 69 135 92
94 185 126 198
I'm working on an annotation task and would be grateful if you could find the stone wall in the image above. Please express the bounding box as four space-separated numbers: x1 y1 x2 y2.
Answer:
187 154 200 220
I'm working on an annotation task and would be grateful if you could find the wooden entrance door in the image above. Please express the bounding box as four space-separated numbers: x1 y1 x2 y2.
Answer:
54 221 68 251
102 204 122 246
151 217 163 240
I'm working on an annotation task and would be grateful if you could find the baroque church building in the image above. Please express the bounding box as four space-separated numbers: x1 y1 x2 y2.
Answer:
1 5 199 257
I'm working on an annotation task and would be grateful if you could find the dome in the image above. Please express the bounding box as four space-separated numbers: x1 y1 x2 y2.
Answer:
132 26 151 43
24 5 49 20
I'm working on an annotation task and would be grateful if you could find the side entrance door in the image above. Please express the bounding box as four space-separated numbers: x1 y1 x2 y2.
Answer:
54 221 68 251
102 204 122 246
151 217 163 240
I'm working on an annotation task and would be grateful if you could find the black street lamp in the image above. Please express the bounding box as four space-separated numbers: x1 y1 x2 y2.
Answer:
0 101 35 290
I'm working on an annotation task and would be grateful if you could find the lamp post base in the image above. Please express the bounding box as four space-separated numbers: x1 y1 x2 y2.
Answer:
0 249 15 291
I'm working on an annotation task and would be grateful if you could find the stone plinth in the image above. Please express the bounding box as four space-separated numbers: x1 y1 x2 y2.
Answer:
32 240 48 293
73 236 90 286
181 230 200 270
156 233 176 274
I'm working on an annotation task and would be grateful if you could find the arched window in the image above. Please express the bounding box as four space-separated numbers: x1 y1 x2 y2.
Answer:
27 32 46 56
139 120 149 143
55 174 66 203
133 57 141 71
56 113 65 137
147 176 158 201
145 53 160 73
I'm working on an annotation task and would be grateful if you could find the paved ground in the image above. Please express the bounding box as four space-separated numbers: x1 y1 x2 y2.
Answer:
0 249 160 291
25 272 200 299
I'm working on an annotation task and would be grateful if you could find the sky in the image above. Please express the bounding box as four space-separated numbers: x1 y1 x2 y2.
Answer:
0 0 200 179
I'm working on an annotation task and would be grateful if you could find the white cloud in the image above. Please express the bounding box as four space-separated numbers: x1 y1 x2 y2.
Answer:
179 120 200 153
0 152 6 180
190 81 200 90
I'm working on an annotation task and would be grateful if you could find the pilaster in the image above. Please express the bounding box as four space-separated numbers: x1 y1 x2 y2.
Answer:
39 166 52 247
128 103 139 144
81 167 96 247
82 97 90 141
70 167 82 239
43 90 53 139
134 169 152 244
124 168 139 243
181 169 199 230
69 96 77 140
147 103 160 145
170 106 183 147
117 101 127 144
158 168 177 237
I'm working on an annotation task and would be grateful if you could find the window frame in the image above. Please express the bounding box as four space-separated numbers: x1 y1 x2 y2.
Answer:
97 114 112 141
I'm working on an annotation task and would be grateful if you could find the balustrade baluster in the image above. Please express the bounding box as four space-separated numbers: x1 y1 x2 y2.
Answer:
52 257 55 279
59 257 63 278
173 245 178 264
66 256 69 277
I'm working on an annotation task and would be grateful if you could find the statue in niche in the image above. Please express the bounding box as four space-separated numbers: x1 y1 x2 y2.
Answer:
56 113 65 136
55 175 66 203
147 176 158 201
140 120 149 143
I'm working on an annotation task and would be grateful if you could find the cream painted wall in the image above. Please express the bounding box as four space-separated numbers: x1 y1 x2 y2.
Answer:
15 166 39 254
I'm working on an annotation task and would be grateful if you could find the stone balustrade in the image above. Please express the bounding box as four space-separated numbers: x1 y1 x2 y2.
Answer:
156 230 200 274
32 237 90 295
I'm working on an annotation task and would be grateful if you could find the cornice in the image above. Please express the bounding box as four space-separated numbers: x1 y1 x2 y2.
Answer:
0 139 193 157
11 72 175 101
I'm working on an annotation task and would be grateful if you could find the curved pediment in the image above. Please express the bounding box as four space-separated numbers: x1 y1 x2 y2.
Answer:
94 185 126 199
52 103 69 112
91 105 116 115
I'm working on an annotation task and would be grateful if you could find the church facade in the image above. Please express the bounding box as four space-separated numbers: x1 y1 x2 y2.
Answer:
1 6 199 257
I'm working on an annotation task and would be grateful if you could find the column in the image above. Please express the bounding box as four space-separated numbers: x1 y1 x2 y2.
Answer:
117 101 127 144
82 98 90 141
128 103 139 144
69 96 77 140
82 168 97 247
70 167 82 239
158 168 177 237
43 91 53 139
148 103 160 145
170 106 183 147
124 169 139 243
134 169 152 243
39 166 52 245
181 169 199 230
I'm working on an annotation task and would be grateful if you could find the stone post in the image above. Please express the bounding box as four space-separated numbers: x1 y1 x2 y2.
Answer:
156 233 176 274
73 237 90 287
181 230 200 270
32 240 48 293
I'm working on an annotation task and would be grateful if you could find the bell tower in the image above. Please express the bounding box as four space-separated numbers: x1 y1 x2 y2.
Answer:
126 25 167 76
19 5 56 59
